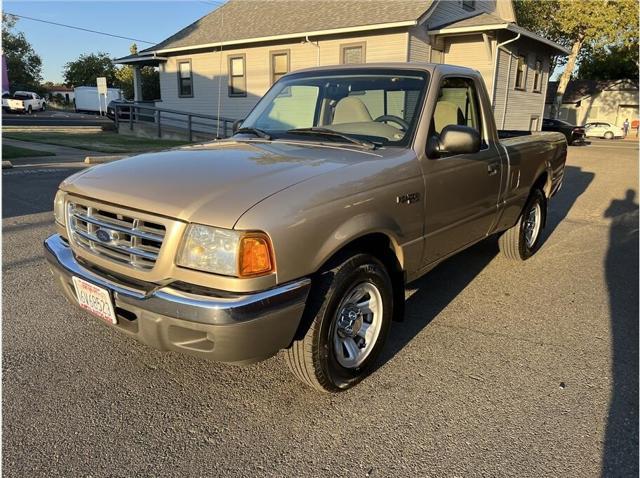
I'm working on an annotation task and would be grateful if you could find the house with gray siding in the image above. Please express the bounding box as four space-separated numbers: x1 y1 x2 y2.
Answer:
116 0 568 132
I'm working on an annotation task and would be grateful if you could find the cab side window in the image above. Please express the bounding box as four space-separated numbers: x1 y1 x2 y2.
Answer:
431 77 482 137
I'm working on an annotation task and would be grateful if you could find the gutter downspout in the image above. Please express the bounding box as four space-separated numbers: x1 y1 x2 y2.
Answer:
491 32 521 106
305 35 320 66
501 53 514 129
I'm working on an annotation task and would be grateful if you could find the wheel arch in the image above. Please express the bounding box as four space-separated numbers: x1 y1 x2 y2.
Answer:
313 231 406 323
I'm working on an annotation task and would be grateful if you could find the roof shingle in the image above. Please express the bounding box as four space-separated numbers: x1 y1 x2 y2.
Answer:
546 79 640 104
143 0 434 52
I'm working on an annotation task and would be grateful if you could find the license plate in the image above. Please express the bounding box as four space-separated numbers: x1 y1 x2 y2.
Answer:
72 277 117 324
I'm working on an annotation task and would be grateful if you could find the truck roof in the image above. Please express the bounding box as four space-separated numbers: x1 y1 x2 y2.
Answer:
288 62 481 77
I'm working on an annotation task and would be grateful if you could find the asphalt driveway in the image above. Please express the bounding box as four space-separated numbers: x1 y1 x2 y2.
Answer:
2 139 638 477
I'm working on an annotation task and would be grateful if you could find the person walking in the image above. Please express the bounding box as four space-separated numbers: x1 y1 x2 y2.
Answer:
622 118 630 137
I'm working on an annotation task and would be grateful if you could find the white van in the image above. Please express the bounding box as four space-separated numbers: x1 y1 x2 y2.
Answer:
74 86 122 114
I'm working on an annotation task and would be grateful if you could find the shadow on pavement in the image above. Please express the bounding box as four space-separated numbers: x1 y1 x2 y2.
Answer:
377 165 595 370
601 189 639 477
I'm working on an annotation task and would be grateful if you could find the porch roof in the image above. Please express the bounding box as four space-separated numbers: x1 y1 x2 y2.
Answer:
429 12 570 55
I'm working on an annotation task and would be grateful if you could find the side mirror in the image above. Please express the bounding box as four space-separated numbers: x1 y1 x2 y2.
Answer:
427 125 481 158
232 119 244 134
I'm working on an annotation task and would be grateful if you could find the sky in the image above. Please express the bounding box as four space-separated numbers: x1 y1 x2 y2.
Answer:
4 0 227 83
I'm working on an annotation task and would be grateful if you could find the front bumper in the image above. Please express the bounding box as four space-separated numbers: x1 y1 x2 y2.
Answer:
44 234 311 364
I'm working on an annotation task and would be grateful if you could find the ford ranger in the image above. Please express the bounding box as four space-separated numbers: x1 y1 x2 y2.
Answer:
45 64 566 392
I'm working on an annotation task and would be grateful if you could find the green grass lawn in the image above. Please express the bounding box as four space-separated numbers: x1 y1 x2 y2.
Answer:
3 144 56 159
3 131 190 154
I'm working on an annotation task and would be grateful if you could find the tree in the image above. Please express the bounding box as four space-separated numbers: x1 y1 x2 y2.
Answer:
62 52 118 87
2 13 43 90
514 0 638 115
577 45 639 80
114 43 160 100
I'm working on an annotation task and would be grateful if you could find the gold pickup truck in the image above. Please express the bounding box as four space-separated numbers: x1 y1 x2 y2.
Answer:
45 64 566 392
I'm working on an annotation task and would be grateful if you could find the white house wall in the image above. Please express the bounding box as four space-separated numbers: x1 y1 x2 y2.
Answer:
158 30 409 121
442 34 495 95
493 36 551 130
407 25 432 62
426 0 500 29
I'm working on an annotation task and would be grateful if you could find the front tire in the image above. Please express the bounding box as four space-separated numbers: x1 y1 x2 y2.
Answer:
27 105 32 115
499 188 546 260
284 253 393 392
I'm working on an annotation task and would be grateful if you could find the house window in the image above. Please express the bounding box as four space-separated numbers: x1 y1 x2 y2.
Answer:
228 55 246 97
270 50 289 84
515 54 527 90
462 0 475 10
341 42 366 64
533 58 543 92
177 60 193 97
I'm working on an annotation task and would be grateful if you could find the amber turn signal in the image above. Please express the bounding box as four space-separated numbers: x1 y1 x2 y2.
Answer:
238 234 274 277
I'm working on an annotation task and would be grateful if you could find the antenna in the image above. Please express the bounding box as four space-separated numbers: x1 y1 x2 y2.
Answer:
216 10 224 139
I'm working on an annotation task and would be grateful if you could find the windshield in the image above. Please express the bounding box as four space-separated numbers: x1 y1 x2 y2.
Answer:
239 69 429 147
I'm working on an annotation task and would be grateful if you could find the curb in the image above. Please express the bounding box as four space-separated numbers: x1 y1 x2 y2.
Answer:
84 155 127 164
2 160 13 169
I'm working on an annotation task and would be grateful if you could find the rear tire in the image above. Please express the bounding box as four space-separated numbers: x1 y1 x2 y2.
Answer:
499 188 546 261
604 131 614 140
284 253 393 392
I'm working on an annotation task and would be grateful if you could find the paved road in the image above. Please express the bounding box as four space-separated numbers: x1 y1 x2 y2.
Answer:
3 140 638 476
2 109 112 127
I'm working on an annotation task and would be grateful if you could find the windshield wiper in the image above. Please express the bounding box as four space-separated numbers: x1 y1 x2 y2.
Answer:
286 127 377 150
235 127 272 140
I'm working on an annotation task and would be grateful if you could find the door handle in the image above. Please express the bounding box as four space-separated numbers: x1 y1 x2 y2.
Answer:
487 162 499 176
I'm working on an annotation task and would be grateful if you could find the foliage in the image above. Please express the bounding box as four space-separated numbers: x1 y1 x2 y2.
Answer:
577 45 639 80
115 43 160 100
115 65 160 100
515 0 638 49
62 52 118 87
514 0 638 111
1 14 43 90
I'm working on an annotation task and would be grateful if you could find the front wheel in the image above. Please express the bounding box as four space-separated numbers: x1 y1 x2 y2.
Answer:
284 253 393 392
499 188 546 260
41 103 46 111
27 105 32 115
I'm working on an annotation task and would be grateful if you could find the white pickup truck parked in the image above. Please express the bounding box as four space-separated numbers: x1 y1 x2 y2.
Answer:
4 91 46 114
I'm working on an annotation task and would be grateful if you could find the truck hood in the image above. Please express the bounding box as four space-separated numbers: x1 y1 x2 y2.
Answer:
62 140 377 228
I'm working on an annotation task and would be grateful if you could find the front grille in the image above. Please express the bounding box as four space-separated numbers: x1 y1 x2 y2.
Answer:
67 202 166 270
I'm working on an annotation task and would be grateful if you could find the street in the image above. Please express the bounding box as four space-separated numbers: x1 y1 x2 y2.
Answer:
2 139 638 476
2 109 112 127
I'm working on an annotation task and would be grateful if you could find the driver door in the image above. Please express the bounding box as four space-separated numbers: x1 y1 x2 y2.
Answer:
422 76 503 264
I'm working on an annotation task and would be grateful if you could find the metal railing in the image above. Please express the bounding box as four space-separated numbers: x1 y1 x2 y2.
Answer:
114 103 236 141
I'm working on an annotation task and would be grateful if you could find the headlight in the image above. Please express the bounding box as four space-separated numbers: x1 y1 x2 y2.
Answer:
177 224 274 277
53 190 66 226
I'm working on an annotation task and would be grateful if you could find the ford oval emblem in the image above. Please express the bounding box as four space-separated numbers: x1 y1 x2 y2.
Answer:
95 229 111 242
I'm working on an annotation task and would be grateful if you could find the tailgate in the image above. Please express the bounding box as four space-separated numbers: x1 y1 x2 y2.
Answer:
7 99 24 108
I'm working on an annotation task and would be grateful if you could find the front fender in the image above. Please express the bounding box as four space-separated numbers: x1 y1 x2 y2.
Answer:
310 212 406 274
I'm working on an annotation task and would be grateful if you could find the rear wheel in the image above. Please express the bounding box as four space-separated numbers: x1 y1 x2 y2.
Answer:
284 253 393 392
604 131 614 140
499 188 546 261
